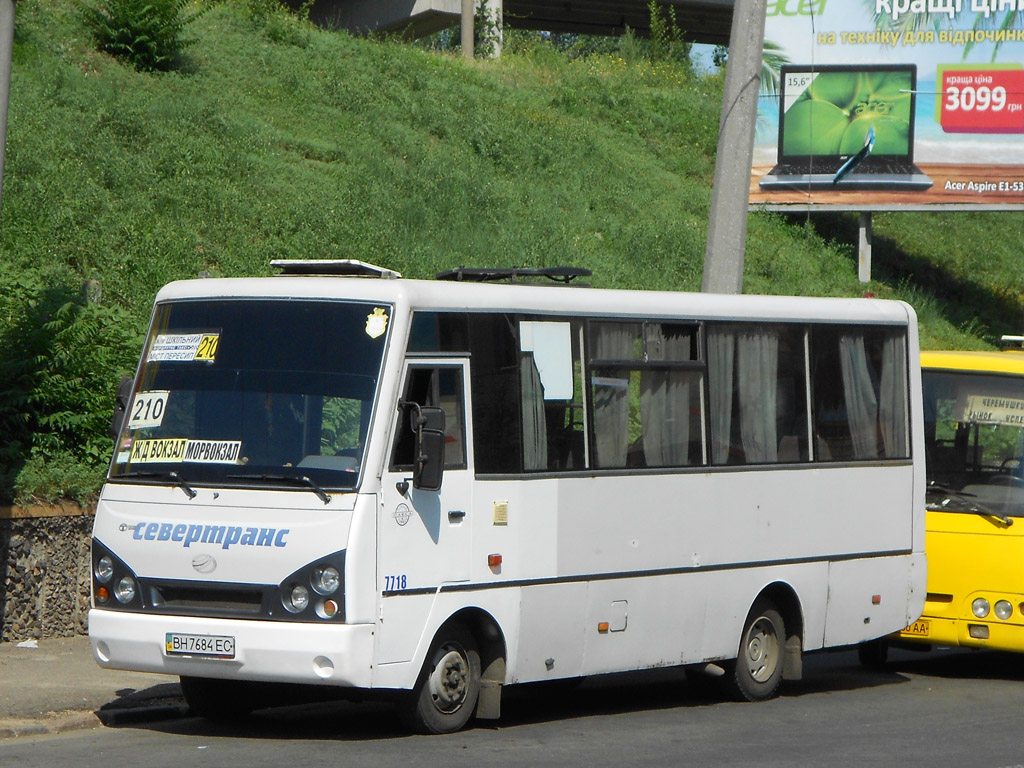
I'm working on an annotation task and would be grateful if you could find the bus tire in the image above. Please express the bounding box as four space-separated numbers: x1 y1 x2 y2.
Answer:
406 623 481 734
179 676 257 720
728 600 785 702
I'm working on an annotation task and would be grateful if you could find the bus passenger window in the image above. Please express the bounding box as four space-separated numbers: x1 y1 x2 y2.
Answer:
811 326 908 461
589 321 702 470
707 324 808 465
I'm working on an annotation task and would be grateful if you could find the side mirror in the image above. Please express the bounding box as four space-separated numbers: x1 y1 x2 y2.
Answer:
402 402 445 491
110 376 134 441
416 422 445 491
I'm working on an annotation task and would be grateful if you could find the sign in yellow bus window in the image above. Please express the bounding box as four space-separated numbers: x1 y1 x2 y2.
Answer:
961 394 1024 427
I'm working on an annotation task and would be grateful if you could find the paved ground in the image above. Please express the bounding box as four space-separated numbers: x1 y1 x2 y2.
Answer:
0 636 186 739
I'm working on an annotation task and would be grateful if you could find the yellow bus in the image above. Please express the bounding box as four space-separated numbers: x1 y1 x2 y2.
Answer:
894 342 1024 653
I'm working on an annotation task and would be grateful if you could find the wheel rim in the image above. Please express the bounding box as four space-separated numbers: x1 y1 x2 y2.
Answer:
428 646 470 714
743 615 781 683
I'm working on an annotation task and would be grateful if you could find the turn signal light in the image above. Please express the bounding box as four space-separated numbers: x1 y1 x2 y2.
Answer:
488 554 502 567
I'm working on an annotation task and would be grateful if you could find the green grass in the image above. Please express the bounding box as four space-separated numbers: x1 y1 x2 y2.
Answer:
1 0 1021 503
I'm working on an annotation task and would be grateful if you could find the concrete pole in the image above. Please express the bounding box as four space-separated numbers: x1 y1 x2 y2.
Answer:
0 0 15 222
461 0 474 59
701 0 768 295
486 0 502 57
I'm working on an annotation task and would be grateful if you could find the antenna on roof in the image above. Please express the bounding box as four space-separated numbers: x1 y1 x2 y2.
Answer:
270 259 401 279
434 266 591 286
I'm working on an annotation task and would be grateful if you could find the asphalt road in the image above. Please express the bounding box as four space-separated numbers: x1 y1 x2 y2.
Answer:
4 646 1024 767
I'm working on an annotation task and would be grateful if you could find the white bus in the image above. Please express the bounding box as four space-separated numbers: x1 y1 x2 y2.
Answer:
90 262 926 733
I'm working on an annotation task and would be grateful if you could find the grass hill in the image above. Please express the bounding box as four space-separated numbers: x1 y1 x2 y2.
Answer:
1 0 1022 504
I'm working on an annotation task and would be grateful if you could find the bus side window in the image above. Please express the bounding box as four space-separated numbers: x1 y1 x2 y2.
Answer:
390 366 467 472
811 326 908 461
588 321 703 470
706 324 808 465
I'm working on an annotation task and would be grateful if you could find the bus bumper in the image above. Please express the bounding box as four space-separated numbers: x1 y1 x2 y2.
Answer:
89 609 376 688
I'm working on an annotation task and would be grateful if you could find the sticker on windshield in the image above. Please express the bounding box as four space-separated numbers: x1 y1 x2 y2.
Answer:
962 394 1024 427
130 438 188 463
365 308 388 339
128 391 169 430
149 333 220 362
129 438 242 464
182 440 242 464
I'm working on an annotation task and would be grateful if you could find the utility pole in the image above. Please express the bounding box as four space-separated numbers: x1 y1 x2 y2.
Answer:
702 0 768 295
462 0 473 59
0 0 14 220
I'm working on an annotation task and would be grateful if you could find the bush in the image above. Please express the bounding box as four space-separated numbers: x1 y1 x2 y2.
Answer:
80 0 205 71
0 269 142 504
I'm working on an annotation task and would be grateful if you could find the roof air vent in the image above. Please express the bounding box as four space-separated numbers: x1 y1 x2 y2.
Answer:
270 259 401 279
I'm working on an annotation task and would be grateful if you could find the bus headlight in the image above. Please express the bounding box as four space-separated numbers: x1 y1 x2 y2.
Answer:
311 566 341 596
973 598 991 618
95 556 114 585
284 585 310 613
995 600 1013 620
115 576 137 605
274 551 346 622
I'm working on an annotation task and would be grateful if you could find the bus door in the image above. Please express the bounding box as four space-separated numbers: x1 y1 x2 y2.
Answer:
380 359 473 598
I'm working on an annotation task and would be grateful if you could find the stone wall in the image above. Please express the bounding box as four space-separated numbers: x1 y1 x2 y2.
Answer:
0 505 92 643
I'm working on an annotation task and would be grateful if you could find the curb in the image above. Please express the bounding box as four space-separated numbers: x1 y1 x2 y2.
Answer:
97 704 190 726
0 704 189 741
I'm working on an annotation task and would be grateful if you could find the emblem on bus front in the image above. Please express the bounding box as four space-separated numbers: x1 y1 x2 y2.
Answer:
365 308 388 339
192 554 217 574
394 504 412 526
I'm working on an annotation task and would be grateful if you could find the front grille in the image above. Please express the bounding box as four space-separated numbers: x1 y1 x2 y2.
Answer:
144 580 269 617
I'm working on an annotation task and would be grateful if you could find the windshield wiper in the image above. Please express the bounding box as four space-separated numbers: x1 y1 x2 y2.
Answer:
927 483 1013 526
117 470 197 500
226 473 331 505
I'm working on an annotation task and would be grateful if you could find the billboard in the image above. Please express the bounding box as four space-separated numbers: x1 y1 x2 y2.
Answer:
750 1 1024 210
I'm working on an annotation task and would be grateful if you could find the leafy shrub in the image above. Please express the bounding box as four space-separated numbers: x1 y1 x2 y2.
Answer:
80 0 205 71
0 268 142 504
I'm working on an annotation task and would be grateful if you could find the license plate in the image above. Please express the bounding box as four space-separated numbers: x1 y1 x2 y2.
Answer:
901 620 930 637
165 632 235 659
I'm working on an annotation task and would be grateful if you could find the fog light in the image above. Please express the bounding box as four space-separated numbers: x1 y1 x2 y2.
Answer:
285 585 309 613
995 600 1013 620
95 556 114 585
311 566 340 596
115 576 136 604
973 598 990 618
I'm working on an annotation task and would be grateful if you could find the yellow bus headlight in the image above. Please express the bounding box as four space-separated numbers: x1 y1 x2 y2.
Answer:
972 598 991 618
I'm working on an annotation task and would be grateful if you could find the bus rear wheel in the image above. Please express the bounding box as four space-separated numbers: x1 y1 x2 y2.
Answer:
406 623 481 734
727 600 785 702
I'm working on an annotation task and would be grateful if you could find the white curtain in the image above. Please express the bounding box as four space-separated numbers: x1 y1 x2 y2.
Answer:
878 334 907 458
738 331 779 463
707 328 735 464
640 326 693 467
521 352 548 470
839 333 879 459
591 325 634 468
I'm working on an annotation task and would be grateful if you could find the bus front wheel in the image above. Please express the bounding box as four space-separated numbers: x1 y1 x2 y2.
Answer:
405 623 481 734
728 600 785 702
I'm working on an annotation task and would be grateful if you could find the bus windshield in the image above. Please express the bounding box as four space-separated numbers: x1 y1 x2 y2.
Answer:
924 369 1024 518
110 298 391 492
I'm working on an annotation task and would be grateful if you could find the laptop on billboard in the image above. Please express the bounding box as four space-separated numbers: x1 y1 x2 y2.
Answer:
759 63 933 191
